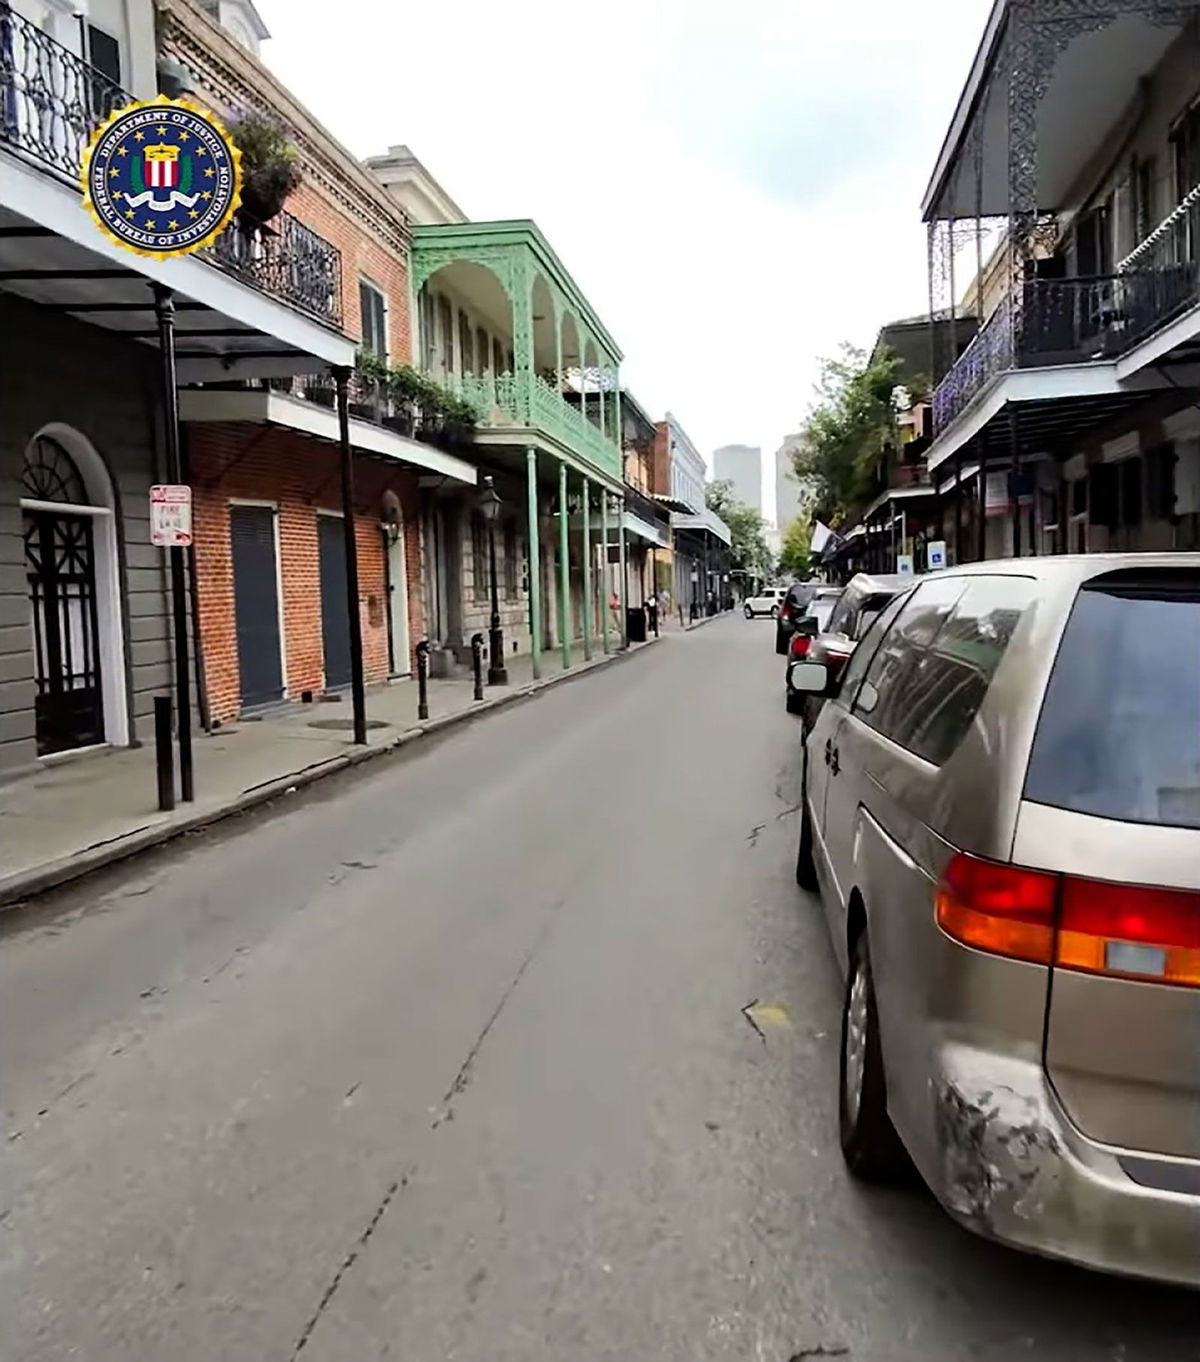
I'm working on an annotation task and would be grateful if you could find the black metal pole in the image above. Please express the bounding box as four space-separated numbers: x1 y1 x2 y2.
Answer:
977 463 987 562
152 284 194 802
486 510 508 685
1009 405 1022 558
953 451 963 565
334 367 367 745
154 695 175 813
416 639 430 721
471 632 485 702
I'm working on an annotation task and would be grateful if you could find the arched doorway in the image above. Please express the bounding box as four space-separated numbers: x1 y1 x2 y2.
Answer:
21 429 127 755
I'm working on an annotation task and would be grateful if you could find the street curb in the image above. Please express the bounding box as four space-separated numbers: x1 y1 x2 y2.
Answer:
683 611 731 631
0 636 662 909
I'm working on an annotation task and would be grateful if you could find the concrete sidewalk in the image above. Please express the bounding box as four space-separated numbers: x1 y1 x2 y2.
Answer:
0 636 660 906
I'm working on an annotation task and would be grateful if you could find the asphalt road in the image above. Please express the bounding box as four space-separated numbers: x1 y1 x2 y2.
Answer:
1 619 1195 1362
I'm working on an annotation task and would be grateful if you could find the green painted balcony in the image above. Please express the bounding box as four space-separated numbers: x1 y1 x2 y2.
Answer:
410 221 624 486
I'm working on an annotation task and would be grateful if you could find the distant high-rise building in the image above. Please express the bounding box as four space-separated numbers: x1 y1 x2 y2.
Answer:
774 434 810 528
712 444 762 513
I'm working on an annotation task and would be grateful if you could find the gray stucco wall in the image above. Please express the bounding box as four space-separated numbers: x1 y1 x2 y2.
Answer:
0 296 172 777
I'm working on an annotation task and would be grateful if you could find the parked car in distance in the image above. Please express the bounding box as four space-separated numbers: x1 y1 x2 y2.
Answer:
788 573 909 727
784 587 842 713
775 581 820 654
744 586 787 619
792 554 1200 1289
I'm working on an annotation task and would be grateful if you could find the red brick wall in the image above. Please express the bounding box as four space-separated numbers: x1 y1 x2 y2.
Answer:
187 423 423 723
651 423 671 496
288 182 411 362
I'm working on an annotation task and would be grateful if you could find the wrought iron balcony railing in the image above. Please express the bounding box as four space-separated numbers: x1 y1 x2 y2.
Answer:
934 277 1133 434
934 193 1200 437
0 0 126 180
0 0 342 328
451 371 623 479
1119 185 1200 346
209 214 343 327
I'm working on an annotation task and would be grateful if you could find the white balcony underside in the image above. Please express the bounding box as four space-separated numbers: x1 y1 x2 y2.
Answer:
1 146 354 372
924 360 1186 474
178 389 477 484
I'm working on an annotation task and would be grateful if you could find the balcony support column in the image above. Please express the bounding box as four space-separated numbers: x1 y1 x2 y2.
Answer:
558 461 571 670
600 488 611 654
977 464 987 562
617 493 629 647
581 476 593 661
953 451 963 566
1009 406 1022 558
526 447 542 681
333 366 368 746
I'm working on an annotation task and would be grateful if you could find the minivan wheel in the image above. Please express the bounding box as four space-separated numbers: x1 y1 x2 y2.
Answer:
839 932 908 1183
770 604 780 619
775 629 788 656
743 604 753 619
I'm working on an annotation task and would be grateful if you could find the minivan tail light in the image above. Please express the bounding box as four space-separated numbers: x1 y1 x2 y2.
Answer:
935 852 1200 987
1058 878 1200 987
935 853 1057 965
789 633 811 659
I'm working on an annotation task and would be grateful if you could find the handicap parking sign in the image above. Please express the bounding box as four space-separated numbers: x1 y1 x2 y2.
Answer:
926 540 947 571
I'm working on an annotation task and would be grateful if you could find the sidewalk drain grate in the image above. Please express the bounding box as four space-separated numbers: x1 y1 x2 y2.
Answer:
306 719 390 732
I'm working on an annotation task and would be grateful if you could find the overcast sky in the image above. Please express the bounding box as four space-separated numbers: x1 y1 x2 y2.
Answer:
257 0 990 521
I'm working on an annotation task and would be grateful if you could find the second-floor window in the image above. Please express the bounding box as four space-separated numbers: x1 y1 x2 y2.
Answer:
359 280 388 359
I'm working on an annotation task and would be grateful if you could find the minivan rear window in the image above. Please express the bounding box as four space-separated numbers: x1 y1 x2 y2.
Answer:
1025 571 1200 829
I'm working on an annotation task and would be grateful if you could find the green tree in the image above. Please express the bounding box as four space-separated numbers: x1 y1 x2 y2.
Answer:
704 479 770 578
778 514 811 577
794 344 919 525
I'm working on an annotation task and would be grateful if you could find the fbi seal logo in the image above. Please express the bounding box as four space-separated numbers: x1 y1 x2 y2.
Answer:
82 97 241 260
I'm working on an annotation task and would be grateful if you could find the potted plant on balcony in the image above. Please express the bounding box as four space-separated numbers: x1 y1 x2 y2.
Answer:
384 365 432 437
442 395 478 452
228 110 303 231
351 350 390 422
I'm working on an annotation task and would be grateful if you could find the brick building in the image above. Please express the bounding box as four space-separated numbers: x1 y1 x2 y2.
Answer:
159 0 475 722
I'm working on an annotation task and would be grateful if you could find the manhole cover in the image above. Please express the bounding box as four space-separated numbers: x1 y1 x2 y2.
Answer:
307 718 390 732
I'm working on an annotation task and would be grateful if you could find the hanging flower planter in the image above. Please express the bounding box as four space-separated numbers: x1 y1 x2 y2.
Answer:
229 110 303 229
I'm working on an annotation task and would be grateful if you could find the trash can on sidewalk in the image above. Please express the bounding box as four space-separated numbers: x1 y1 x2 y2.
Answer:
626 606 647 643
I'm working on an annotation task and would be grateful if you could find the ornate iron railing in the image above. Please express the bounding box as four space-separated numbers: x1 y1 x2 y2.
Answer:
933 294 1014 433
934 276 1136 434
207 213 343 327
530 375 622 478
1119 185 1200 346
0 3 343 327
935 194 1200 437
447 371 622 478
0 0 126 181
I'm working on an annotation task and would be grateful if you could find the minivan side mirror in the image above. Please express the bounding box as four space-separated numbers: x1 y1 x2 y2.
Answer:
788 660 837 697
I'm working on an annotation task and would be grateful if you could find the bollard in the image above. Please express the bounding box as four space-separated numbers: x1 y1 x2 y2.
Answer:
154 695 175 812
416 639 430 721
471 633 485 702
648 602 659 637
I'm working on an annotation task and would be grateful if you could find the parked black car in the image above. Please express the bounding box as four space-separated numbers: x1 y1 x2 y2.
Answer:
774 581 820 655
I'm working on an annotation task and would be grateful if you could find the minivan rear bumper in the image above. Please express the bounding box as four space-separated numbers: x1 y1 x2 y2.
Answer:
929 1043 1200 1288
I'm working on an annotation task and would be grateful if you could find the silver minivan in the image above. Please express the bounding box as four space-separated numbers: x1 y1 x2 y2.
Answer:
790 554 1200 1286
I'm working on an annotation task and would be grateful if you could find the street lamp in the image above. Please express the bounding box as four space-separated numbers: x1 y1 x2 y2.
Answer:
480 475 508 685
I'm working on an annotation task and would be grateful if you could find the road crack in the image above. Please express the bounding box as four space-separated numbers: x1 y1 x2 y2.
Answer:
433 904 562 1128
290 1172 411 1357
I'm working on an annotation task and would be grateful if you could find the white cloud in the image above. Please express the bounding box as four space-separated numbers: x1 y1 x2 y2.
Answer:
256 0 990 517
